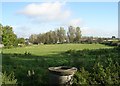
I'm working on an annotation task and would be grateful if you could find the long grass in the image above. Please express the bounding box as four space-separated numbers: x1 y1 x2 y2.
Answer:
2 44 116 85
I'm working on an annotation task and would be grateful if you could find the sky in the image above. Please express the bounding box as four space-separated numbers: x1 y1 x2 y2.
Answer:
1 2 118 38
118 2 120 38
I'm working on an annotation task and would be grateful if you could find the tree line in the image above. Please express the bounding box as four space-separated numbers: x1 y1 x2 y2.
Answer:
0 24 82 47
29 26 82 44
1 23 118 48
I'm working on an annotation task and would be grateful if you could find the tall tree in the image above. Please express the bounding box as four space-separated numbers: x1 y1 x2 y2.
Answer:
29 34 38 44
57 27 66 43
44 32 50 44
0 24 3 44
75 27 82 42
49 31 54 44
28 26 82 44
0 23 3 36
52 31 58 43
68 26 75 43
37 33 42 43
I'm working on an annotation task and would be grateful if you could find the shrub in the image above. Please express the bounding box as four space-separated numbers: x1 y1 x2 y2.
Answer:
1 71 17 85
73 58 120 85
73 67 90 85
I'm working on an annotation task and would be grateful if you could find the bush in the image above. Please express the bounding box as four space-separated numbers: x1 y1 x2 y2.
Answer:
102 40 120 47
73 58 120 85
1 71 17 85
73 67 90 85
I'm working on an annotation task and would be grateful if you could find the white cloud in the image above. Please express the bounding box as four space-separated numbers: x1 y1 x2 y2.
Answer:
18 2 71 22
81 27 99 36
81 27 118 37
13 25 33 38
66 18 84 27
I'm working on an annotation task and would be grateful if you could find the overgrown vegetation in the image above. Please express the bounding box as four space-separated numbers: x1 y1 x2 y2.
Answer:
2 44 119 85
73 58 120 85
1 72 17 85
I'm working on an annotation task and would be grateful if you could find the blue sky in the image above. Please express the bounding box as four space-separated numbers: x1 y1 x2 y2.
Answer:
2 2 118 38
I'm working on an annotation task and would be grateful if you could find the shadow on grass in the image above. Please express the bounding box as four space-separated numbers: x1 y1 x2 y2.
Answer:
2 47 120 86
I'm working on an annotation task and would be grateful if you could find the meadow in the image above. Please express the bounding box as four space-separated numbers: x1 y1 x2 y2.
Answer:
2 44 120 85
2 44 111 56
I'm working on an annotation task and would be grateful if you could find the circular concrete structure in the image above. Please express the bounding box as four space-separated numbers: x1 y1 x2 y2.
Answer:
48 66 77 85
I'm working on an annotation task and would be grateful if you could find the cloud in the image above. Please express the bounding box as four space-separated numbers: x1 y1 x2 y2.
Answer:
18 2 71 22
66 18 85 27
81 27 99 36
81 27 118 37
13 26 33 38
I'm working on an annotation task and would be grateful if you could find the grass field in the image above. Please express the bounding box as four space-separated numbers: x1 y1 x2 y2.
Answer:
2 44 112 56
2 44 119 85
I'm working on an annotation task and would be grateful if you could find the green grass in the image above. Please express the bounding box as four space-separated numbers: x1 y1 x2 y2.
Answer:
0 48 2 53
2 44 117 85
2 44 112 56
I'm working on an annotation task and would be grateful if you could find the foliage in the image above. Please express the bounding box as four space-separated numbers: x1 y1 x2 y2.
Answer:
73 58 120 85
29 26 82 44
102 39 120 47
74 27 82 42
0 24 2 44
73 67 90 85
2 26 18 48
1 71 17 85
1 24 26 48
2 44 119 85
0 23 3 36
29 34 38 44
18 38 25 44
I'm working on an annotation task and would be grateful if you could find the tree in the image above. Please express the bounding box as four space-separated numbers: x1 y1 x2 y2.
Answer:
49 31 54 44
75 27 81 43
44 32 50 44
29 34 38 44
2 26 17 47
18 38 25 44
68 26 76 43
112 36 116 39
0 24 3 44
86 37 93 44
52 31 58 43
57 27 66 43
97 38 103 43
0 23 3 36
37 33 42 43
28 26 82 44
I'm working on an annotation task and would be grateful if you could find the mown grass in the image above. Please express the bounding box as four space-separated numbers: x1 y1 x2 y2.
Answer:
2 44 112 56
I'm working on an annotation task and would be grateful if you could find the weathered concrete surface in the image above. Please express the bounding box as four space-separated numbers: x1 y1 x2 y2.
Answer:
48 66 77 86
